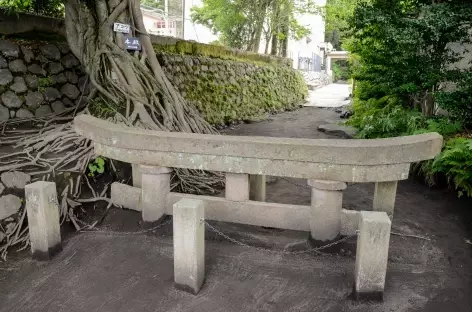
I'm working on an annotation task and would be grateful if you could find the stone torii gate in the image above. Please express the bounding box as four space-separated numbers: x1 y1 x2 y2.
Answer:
326 50 349 78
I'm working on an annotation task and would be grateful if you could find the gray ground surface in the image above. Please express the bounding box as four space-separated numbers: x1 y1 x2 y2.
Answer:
1 103 472 312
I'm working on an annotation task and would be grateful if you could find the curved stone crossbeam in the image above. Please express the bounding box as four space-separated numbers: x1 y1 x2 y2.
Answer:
74 115 442 183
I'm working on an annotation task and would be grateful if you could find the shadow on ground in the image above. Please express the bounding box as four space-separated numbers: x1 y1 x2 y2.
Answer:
0 107 471 312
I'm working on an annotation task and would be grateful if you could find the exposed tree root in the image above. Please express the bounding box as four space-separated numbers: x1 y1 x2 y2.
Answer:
0 0 226 259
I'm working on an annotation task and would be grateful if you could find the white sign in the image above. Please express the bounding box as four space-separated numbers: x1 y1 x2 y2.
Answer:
114 23 130 34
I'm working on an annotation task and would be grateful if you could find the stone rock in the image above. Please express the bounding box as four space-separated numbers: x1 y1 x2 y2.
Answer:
340 109 353 119
0 56 7 69
51 73 67 84
9 110 15 118
0 105 8 121
48 62 64 75
40 44 61 61
16 108 34 118
36 54 48 64
0 68 13 86
25 75 39 89
28 64 46 76
57 43 71 54
61 83 80 100
64 70 78 83
0 194 22 220
9 77 27 93
75 97 87 107
62 98 74 107
51 101 66 113
5 222 15 234
0 231 4 242
62 53 79 68
21 46 34 63
317 124 357 139
1 171 31 189
1 91 23 108
8 59 27 73
43 87 60 102
0 40 19 59
35 105 52 117
0 182 4 195
25 91 44 108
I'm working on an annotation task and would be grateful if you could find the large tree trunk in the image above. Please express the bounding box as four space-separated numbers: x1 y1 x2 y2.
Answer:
64 0 215 134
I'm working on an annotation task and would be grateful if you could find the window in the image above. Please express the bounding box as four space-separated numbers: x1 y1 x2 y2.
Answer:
155 20 165 28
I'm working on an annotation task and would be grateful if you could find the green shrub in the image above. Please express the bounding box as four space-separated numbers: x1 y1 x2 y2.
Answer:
431 138 472 197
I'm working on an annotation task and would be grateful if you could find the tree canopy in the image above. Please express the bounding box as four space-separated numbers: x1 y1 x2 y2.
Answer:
190 0 317 54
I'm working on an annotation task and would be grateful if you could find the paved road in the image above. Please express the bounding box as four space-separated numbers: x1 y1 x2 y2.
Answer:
304 83 351 108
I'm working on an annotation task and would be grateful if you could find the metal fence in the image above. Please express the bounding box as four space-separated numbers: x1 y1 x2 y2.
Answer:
298 53 322 72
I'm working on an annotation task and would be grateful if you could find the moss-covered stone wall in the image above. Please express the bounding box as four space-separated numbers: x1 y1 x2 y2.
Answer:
157 52 308 125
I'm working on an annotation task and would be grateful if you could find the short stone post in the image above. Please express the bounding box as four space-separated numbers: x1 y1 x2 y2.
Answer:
225 173 249 201
373 181 398 217
354 211 391 301
173 198 205 295
249 174 266 202
25 181 62 261
140 165 172 224
308 179 346 242
132 163 142 187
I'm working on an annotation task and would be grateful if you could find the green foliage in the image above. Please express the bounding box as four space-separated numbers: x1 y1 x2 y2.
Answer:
38 77 52 92
348 0 472 116
432 138 472 197
191 0 316 51
87 157 106 177
0 0 64 18
331 60 350 81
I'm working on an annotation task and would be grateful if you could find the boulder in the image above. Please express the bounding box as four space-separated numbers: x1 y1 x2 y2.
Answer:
25 91 44 108
51 73 67 84
62 98 74 107
35 105 52 117
0 105 8 121
0 182 4 195
40 44 61 61
65 70 78 83
25 75 39 89
9 77 27 93
8 59 27 73
51 101 66 113
36 54 49 64
0 68 13 86
0 40 19 59
0 56 7 69
317 124 357 139
0 195 22 220
48 62 64 75
16 108 34 118
1 91 23 108
28 64 46 76
61 53 79 68
61 83 80 100
21 46 34 63
1 171 31 188
43 87 60 102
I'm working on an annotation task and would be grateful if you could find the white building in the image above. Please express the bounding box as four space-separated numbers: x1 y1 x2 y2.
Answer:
182 0 218 43
141 4 182 38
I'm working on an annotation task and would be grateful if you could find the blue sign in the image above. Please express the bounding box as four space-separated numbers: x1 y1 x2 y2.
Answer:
124 37 141 51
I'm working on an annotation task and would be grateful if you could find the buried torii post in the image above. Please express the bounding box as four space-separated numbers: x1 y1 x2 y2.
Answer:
74 114 443 299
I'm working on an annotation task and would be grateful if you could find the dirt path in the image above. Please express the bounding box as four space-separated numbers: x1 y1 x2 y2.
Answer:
0 106 471 312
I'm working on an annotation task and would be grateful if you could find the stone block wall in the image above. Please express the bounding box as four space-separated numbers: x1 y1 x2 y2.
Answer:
0 39 89 121
157 52 308 125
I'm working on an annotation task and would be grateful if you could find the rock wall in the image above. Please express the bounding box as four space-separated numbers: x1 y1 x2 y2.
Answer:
156 52 308 125
0 39 89 121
